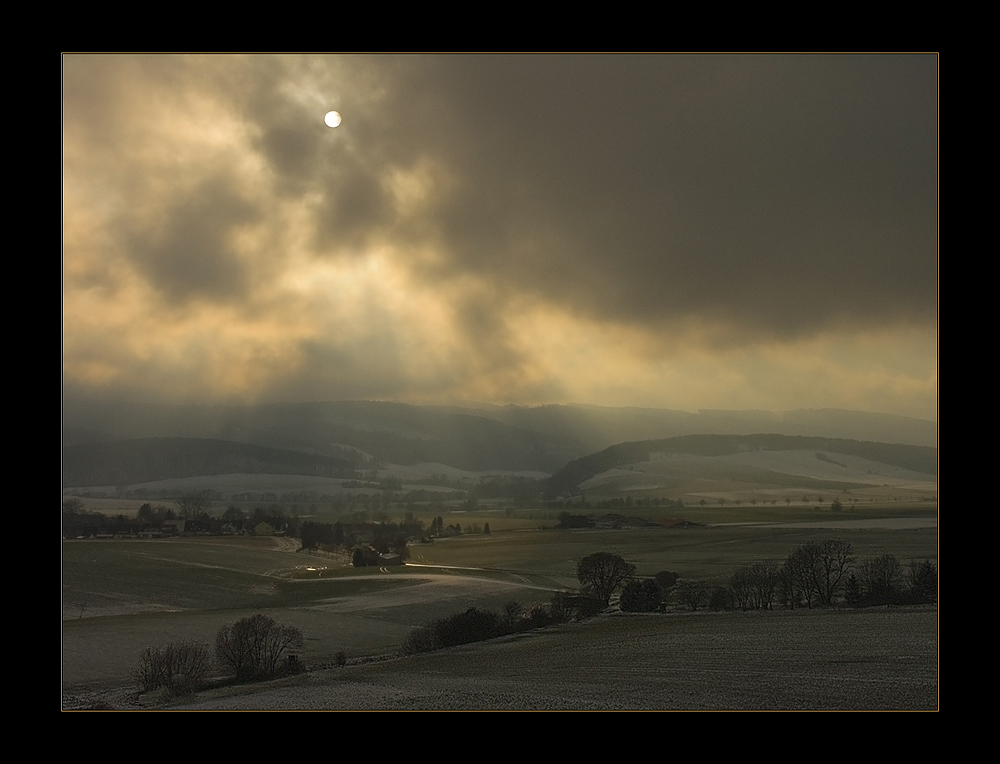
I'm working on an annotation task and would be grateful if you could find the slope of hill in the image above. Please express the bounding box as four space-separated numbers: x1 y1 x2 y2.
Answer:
491 405 937 453
168 609 936 711
62 400 582 475
546 434 937 498
64 398 935 461
62 438 358 488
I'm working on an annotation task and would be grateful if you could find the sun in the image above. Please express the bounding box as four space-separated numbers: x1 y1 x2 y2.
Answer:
324 110 342 128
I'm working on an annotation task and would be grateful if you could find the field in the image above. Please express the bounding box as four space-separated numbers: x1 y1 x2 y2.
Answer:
62 513 937 710
62 542 555 689
413 516 937 581
172 608 937 711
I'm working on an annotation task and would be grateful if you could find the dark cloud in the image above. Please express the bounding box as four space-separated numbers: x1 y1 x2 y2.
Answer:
66 54 936 334
63 54 937 416
316 167 392 252
393 54 937 340
126 177 258 303
243 61 329 194
259 122 323 182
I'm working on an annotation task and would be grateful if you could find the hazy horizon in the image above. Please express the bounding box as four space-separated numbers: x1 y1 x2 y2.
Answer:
61 392 937 424
63 54 938 420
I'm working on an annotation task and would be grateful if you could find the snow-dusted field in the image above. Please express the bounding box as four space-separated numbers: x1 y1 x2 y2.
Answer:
168 608 937 711
580 448 937 497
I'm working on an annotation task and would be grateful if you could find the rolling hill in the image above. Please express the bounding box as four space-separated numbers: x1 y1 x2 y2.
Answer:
63 398 936 480
544 433 937 499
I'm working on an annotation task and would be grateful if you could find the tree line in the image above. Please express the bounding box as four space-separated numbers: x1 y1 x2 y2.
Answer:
725 542 936 610
415 546 935 630
604 541 937 613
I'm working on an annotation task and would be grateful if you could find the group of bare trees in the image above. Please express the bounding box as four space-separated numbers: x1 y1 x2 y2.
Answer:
215 614 304 682
724 541 851 611
135 614 304 697
845 555 937 607
576 543 936 615
727 541 936 611
729 561 782 611
133 642 212 695
782 540 855 608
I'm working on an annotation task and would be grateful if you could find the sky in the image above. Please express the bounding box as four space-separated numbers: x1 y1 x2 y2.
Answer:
62 54 938 420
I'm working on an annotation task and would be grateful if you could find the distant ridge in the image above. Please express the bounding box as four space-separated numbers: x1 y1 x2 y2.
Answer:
62 438 357 488
62 398 937 484
544 433 937 498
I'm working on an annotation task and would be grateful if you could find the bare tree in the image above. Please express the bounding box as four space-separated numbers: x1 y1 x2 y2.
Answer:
134 642 211 695
216 614 304 681
783 540 854 608
814 540 854 606
859 554 903 606
576 552 635 607
503 600 523 628
754 561 780 610
908 559 937 604
783 543 820 608
731 561 780 610
178 492 208 520
730 567 755 610
676 580 710 611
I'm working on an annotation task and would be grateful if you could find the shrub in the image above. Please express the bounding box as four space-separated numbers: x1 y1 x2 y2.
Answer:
402 625 437 655
134 647 167 693
708 585 732 611
654 570 680 590
619 579 661 612
845 573 864 607
133 641 211 695
676 580 710 611
551 591 604 622
403 601 563 655
215 614 304 682
522 603 554 629
432 607 504 648
908 559 937 604
403 607 505 654
503 600 523 629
